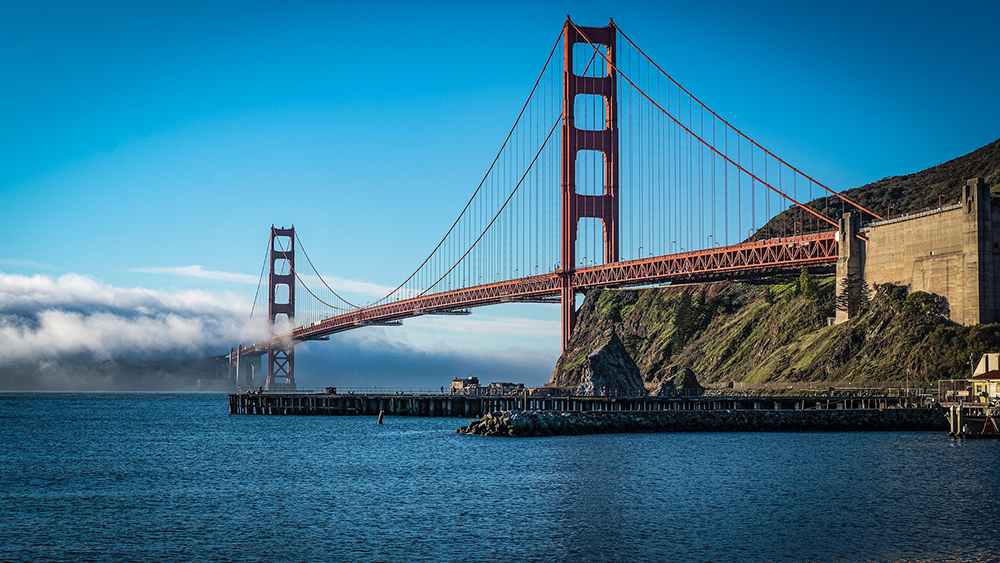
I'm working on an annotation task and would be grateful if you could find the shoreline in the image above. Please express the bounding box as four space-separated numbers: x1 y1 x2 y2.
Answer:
457 407 948 437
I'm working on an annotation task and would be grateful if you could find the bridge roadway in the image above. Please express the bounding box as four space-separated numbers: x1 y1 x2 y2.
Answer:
238 231 837 356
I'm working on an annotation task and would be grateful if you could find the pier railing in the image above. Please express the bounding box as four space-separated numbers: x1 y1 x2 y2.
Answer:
228 390 926 417
237 385 932 400
238 386 451 396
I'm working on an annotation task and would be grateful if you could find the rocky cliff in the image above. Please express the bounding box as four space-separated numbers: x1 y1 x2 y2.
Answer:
549 275 1000 389
549 327 645 395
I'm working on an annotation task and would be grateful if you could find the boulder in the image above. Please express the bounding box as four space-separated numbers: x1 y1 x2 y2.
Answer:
569 329 646 396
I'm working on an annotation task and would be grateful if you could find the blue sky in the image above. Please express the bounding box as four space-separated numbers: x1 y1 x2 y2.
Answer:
1 0 999 388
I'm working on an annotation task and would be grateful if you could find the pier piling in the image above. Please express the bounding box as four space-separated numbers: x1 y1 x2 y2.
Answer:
228 392 924 418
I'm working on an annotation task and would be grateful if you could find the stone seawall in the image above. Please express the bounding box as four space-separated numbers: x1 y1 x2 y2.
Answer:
457 408 948 437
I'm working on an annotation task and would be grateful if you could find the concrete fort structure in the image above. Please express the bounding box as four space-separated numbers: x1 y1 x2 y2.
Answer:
837 178 998 325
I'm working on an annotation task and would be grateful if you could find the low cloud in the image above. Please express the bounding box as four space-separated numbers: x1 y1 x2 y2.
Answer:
1 310 234 359
0 271 561 391
0 272 258 363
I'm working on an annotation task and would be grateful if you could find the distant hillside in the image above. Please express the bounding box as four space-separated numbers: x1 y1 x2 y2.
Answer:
757 137 1000 240
0 356 231 391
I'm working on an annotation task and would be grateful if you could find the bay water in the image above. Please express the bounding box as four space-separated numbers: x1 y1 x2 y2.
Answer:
2 393 998 562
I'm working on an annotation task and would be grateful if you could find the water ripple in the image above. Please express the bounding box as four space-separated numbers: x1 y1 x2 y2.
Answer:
1 393 997 563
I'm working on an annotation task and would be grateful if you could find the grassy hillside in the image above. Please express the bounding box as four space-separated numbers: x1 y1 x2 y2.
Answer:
551 276 1000 388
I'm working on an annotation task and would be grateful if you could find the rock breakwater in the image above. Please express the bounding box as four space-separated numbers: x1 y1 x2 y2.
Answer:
457 408 947 437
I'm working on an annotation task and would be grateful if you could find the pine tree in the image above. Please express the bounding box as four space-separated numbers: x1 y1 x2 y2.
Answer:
799 266 817 299
836 273 870 317
671 291 694 350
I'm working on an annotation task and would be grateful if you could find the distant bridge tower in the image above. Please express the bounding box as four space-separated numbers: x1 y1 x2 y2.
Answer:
561 17 619 351
230 349 260 389
267 226 296 390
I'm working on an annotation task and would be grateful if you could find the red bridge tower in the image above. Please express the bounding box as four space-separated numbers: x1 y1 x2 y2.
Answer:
561 18 619 350
267 226 296 390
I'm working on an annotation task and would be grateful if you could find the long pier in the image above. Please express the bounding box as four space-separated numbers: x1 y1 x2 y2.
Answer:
228 392 915 418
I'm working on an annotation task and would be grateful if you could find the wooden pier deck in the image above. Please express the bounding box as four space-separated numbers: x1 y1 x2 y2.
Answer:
228 392 914 418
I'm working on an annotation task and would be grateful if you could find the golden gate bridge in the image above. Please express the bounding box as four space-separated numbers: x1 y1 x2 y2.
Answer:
231 17 881 389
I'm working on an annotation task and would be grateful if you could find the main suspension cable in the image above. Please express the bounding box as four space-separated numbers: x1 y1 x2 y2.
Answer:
571 21 838 230
239 232 271 346
272 233 354 314
294 231 359 310
418 115 561 298
369 29 564 307
615 24 883 222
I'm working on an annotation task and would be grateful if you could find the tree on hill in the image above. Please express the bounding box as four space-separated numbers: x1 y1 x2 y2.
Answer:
671 291 694 350
798 266 817 299
836 273 870 317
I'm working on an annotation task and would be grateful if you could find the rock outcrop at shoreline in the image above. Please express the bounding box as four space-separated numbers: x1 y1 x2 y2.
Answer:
457 408 948 437
548 327 646 396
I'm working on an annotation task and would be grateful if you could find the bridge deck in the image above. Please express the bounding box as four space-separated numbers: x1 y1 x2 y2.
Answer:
239 231 836 356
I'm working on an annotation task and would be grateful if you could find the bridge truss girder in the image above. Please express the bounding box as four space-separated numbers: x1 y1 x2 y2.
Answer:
237 232 837 359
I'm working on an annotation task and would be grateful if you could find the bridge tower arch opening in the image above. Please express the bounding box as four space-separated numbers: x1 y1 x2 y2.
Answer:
561 17 619 351
267 225 296 390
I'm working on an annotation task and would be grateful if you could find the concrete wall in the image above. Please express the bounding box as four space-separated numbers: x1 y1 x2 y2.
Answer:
838 178 998 325
974 353 1000 376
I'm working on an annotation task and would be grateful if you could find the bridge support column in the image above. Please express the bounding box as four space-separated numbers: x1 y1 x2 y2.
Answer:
560 274 575 348
267 226 296 390
963 178 995 324
560 18 619 351
835 212 864 324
